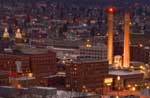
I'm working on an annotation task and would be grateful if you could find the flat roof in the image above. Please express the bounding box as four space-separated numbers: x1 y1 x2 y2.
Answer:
44 74 66 78
9 76 35 81
20 47 49 54
109 70 143 76
33 86 56 90
73 60 108 64
49 47 76 51
57 90 97 97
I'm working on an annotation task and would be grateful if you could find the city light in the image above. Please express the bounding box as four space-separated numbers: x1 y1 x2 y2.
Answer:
135 84 138 87
86 39 92 48
104 78 113 86
0 0 149 98
139 44 143 47
108 7 114 13
16 84 22 89
131 87 136 91
86 44 92 48
140 65 145 70
127 85 131 88
116 96 119 98
117 76 120 81
28 73 33 78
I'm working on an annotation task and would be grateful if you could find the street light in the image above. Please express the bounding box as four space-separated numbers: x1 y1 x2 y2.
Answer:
134 84 138 87
127 84 131 88
139 44 143 48
117 76 121 97
16 84 22 89
117 76 120 81
116 95 119 98
131 87 136 91
117 76 121 90
130 86 136 96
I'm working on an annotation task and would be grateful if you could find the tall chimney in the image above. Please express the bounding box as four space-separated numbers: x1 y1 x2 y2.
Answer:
123 11 130 68
107 7 114 65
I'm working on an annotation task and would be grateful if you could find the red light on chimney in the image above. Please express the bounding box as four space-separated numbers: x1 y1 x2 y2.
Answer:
108 7 114 13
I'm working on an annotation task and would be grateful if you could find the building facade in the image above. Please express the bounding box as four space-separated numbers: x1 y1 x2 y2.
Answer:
78 44 107 62
0 49 57 87
65 61 109 94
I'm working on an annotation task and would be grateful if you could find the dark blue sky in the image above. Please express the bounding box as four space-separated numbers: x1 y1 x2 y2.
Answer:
1 0 149 6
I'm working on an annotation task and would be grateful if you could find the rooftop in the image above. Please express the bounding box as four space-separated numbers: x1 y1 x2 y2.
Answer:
57 90 98 98
33 86 56 90
0 47 54 55
20 47 50 54
9 76 35 81
71 60 108 64
109 70 143 76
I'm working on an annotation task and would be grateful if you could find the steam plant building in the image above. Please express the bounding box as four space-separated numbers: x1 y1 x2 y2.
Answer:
65 61 109 94
106 9 145 90
107 9 131 69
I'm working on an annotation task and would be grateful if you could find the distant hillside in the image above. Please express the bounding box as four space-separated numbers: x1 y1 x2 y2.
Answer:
46 0 150 6
1 0 149 7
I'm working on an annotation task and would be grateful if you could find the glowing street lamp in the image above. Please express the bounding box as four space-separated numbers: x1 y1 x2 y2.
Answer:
131 87 136 91
117 76 121 97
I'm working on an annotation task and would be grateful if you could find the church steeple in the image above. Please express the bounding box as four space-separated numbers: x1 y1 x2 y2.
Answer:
15 28 23 43
3 27 10 39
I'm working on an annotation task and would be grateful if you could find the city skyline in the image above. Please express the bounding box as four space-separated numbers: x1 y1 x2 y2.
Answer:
0 0 149 98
